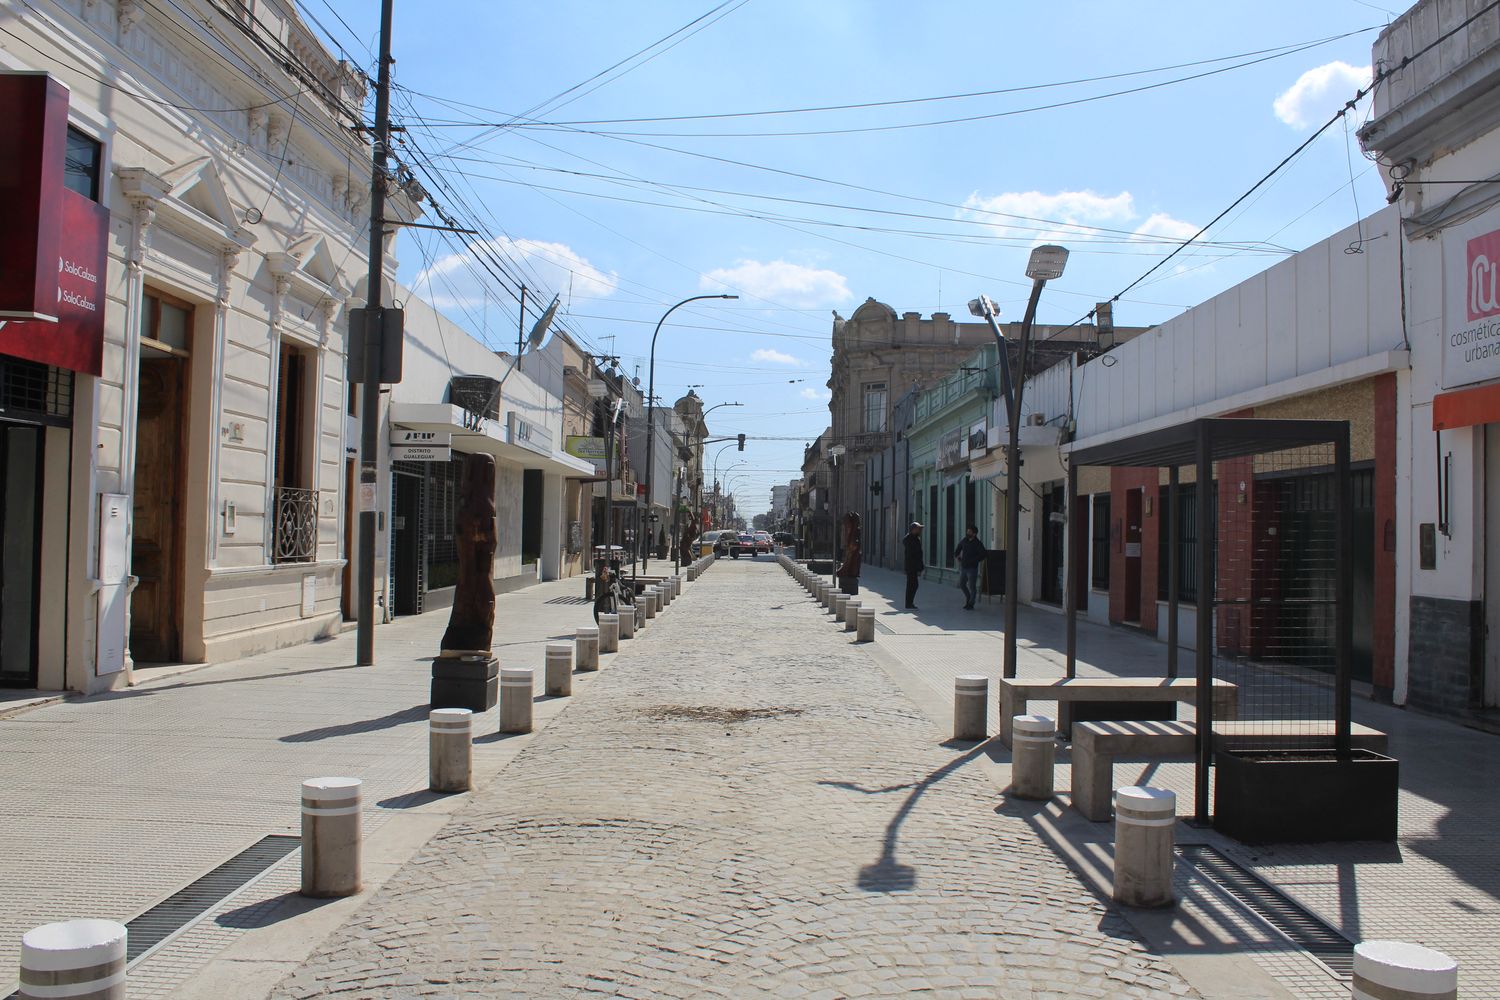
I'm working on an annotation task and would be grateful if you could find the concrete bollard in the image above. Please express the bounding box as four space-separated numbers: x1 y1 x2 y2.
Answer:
857 607 876 642
576 626 600 672
619 604 637 639
1112 786 1176 908
1009 714 1056 799
1352 941 1458 1000
953 675 988 740
500 667 534 734
643 588 658 619
19 919 128 1000
599 612 620 653
634 600 646 632
428 709 473 793
843 599 861 631
658 579 672 607
301 776 362 897
545 643 573 696
832 594 850 621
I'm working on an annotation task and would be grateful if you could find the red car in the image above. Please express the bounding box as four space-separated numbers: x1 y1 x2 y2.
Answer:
752 531 773 554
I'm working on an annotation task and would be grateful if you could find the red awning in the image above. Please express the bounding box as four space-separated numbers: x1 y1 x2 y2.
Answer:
1433 382 1500 431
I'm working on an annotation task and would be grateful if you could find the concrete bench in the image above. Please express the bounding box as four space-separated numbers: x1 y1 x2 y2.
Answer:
1071 719 1391 821
997 677 1239 748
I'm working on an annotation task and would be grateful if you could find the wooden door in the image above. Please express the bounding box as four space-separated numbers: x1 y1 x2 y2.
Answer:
131 357 184 662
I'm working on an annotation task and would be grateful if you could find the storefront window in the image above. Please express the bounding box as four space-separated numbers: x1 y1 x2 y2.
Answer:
64 126 101 202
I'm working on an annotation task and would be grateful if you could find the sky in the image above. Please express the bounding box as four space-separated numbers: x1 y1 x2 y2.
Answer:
305 0 1400 518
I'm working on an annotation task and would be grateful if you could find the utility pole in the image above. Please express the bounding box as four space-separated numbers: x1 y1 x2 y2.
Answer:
356 0 394 667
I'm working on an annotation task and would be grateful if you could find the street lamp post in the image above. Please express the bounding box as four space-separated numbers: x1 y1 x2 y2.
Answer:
969 244 1069 680
645 294 738 572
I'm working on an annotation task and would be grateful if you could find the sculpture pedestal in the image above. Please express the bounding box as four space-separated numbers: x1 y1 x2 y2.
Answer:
431 654 499 713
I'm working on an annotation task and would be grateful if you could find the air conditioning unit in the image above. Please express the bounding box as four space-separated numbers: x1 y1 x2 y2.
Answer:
1027 412 1046 426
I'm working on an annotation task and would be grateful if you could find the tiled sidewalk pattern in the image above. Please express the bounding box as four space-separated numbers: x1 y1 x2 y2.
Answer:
271 560 1197 999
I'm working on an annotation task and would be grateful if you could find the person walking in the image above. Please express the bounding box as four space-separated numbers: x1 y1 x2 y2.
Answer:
953 524 986 610
902 521 924 609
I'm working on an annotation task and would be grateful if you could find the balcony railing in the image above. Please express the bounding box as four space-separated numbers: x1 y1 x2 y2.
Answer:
273 486 319 563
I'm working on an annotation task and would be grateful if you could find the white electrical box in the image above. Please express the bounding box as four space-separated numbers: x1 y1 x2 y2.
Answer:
300 575 316 618
98 493 128 583
96 493 129 675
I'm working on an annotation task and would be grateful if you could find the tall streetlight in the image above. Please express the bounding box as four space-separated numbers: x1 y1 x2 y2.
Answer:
679 400 743 562
644 294 738 571
969 244 1069 680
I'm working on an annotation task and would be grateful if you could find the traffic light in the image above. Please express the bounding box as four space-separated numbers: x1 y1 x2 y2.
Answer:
737 433 746 451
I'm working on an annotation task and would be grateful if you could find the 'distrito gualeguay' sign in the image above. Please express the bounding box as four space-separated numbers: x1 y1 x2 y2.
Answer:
1445 216 1500 389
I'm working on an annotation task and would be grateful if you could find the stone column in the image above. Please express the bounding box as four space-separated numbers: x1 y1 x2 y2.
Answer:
953 675 988 740
598 613 620 653
301 777 362 897
1009 714 1055 800
1112 786 1175 908
545 643 573 696
18 919 127 1000
428 709 472 793
500 668 534 734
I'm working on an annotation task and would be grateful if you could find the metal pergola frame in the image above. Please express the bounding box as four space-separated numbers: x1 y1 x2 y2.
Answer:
1065 417 1353 823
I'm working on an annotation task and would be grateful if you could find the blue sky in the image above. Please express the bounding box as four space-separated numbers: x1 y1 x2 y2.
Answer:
310 0 1397 517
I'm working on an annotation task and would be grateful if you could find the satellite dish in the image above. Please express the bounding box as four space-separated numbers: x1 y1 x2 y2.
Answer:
526 294 560 350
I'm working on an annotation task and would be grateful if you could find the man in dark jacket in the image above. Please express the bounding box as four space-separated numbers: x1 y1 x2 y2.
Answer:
902 521 924 609
954 524 986 610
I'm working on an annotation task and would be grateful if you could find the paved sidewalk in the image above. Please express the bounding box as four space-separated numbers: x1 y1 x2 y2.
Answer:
849 562 1500 998
271 559 1197 999
0 574 608 997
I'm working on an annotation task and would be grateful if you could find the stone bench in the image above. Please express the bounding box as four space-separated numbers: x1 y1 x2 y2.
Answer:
1071 719 1391 821
997 677 1239 748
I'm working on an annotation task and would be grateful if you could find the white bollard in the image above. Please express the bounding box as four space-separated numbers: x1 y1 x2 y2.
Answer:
545 643 573 695
832 594 850 621
1112 786 1176 908
576 626 600 672
634 600 646 632
658 579 672 607
1352 941 1458 1000
19 919 128 1000
643 588 658 620
953 675 988 740
301 776 362 897
428 709 472 793
599 612 620 653
500 667 534 734
1010 714 1056 800
857 607 876 642
619 604 637 639
843 599 861 631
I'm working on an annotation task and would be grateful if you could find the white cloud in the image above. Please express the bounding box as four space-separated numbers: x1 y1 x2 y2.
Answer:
702 260 852 308
752 347 802 365
1273 61 1372 129
800 386 831 401
960 189 1196 251
413 236 618 310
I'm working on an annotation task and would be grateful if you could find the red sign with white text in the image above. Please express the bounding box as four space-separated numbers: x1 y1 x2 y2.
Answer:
1468 228 1500 321
0 189 110 375
0 74 67 322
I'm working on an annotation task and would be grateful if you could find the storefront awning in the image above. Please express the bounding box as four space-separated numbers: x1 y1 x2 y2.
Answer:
388 402 596 478
1433 381 1500 431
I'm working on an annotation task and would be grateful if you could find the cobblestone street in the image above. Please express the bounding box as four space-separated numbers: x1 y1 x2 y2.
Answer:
272 560 1196 999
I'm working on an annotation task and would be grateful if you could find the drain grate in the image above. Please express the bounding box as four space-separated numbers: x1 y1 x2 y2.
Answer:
1177 844 1354 977
875 621 895 634
545 596 592 606
125 835 301 965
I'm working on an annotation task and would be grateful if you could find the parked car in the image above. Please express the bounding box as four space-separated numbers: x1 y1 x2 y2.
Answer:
753 530 772 554
698 529 734 557
773 532 797 553
730 532 755 558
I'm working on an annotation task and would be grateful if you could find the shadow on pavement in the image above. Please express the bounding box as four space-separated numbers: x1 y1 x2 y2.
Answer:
215 891 339 930
377 789 456 810
279 704 430 742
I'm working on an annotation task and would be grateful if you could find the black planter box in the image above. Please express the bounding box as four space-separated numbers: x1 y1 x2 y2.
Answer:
1213 748 1399 844
431 655 499 713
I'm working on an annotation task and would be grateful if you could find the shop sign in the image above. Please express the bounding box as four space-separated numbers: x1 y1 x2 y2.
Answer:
508 411 552 456
967 418 988 456
1445 219 1500 388
391 428 451 447
0 75 109 375
390 444 451 462
565 434 614 473
939 426 965 468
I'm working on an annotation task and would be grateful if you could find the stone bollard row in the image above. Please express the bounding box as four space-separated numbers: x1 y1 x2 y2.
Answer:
832 594 850 621
302 776 362 898
634 600 646 633
500 667 534 734
1009 714 1056 800
599 612 620 653
576 626 600 672
1112 786 1175 908
429 709 472 793
643 588 658 620
546 643 573 696
19 919 128 1000
954 675 988 741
